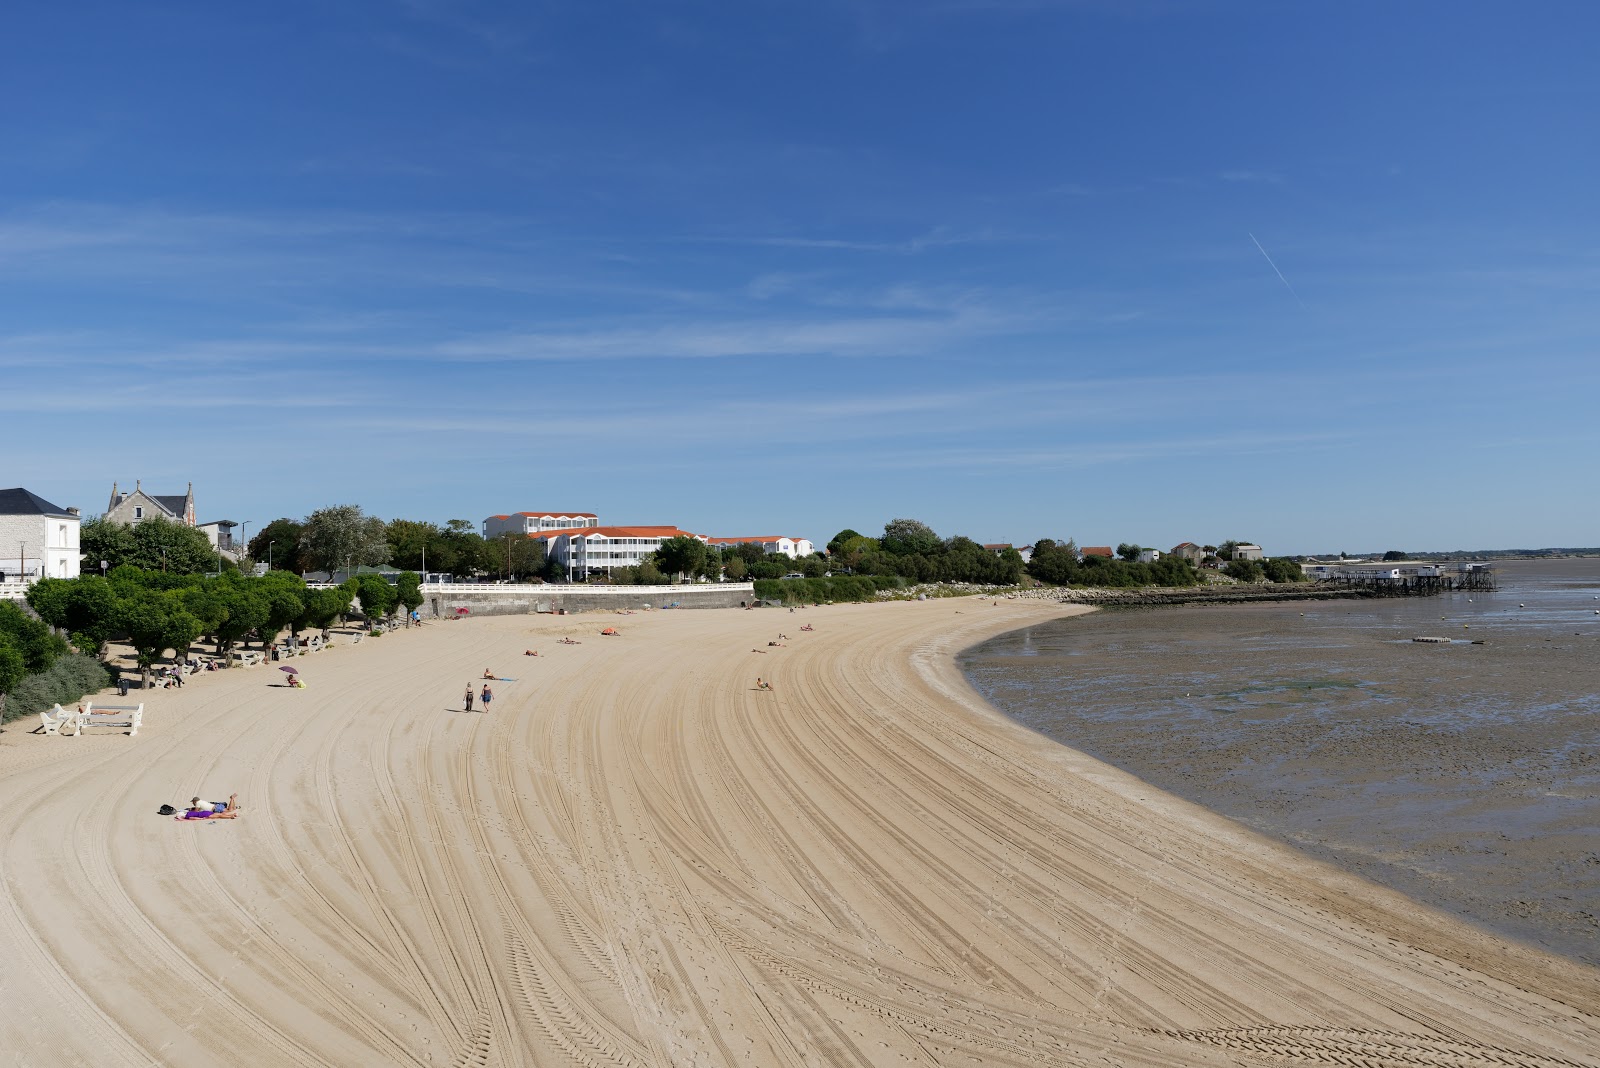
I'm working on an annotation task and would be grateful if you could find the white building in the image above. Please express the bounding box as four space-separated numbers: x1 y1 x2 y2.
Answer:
197 519 242 560
541 526 707 579
483 511 598 539
0 488 81 582
1233 543 1265 561
706 535 814 559
1137 548 1161 564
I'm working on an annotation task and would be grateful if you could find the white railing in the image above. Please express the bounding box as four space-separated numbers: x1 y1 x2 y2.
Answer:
305 581 754 594
0 581 33 601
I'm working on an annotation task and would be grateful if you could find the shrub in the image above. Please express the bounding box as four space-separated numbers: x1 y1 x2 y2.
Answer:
1 653 111 724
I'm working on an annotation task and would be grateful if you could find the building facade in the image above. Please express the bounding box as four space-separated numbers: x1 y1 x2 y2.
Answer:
1170 542 1205 564
1233 543 1265 561
106 481 195 527
541 526 707 579
705 535 815 559
483 511 598 539
0 488 82 581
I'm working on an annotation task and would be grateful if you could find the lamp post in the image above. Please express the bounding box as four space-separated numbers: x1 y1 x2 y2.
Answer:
240 520 251 571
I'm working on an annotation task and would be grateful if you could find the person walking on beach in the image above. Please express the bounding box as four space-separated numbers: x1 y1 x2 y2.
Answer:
480 683 493 712
464 686 474 712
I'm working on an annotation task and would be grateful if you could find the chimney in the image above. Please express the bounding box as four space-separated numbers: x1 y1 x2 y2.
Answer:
66 507 80 517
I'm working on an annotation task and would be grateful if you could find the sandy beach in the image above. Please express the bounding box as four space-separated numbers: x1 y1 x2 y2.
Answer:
1 599 1597 1068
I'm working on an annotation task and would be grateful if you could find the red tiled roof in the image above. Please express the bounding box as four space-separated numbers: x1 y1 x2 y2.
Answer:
982 543 1012 551
706 535 796 545
544 525 701 540
1081 546 1114 557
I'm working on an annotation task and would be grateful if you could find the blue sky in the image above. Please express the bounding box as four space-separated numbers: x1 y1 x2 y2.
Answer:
5 1 1597 554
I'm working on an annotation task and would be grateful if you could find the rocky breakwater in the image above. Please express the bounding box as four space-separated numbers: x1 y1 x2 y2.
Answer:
1005 583 1369 608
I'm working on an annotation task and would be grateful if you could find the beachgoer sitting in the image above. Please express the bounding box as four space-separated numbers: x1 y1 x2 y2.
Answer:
177 794 241 820
483 669 495 679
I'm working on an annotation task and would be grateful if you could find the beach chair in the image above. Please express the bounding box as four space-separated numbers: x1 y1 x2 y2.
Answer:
77 703 143 737
38 703 78 736
236 650 262 667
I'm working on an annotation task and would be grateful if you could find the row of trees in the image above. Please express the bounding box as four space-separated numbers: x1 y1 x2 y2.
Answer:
1028 540 1201 588
251 509 549 581
821 519 1026 586
21 567 425 689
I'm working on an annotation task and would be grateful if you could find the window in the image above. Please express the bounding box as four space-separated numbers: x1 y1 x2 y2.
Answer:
134 506 143 519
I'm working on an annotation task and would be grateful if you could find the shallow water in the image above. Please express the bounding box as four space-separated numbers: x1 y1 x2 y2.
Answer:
960 558 1600 966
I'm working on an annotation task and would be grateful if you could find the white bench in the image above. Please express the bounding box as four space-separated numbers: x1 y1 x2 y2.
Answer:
73 702 144 737
38 703 76 735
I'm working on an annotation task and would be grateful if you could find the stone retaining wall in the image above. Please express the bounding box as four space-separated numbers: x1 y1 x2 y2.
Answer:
422 583 755 617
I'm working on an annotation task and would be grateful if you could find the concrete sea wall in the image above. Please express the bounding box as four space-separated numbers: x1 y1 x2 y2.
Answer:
418 582 757 617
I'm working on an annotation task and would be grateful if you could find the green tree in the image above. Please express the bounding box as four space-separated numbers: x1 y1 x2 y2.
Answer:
723 555 748 581
300 505 389 575
212 584 268 662
396 571 424 618
826 529 863 556
300 587 353 639
881 518 940 556
1116 542 1142 562
249 518 306 572
1225 559 1266 582
350 574 396 622
1382 550 1406 561
78 516 136 573
653 536 709 580
117 590 203 687
128 516 219 574
386 519 441 571
259 579 306 646
1261 557 1306 583
799 554 828 578
0 636 26 713
0 600 68 673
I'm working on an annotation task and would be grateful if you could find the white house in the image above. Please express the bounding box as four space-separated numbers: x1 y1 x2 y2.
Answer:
197 519 242 560
0 488 81 582
484 511 598 539
541 526 707 579
706 535 814 559
1137 548 1161 564
1233 543 1265 561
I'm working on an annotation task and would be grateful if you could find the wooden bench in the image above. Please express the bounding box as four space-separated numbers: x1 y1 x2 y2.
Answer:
73 702 144 737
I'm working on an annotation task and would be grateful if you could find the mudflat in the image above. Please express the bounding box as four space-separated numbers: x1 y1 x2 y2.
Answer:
1 600 1596 1067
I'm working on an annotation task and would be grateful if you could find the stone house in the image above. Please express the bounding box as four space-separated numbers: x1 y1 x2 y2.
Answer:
105 481 195 527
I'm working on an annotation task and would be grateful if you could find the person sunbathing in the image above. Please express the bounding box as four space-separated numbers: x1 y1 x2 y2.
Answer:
524 650 539 656
483 669 496 679
177 794 241 820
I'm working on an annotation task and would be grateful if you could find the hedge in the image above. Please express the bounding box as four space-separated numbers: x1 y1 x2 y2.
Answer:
1 654 111 724
752 576 894 604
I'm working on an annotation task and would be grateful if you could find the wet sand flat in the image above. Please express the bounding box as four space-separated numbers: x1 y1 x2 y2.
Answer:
963 561 1600 967
1 600 1597 1067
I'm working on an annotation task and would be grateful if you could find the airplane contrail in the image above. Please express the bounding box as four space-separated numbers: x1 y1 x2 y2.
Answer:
1249 232 1306 308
